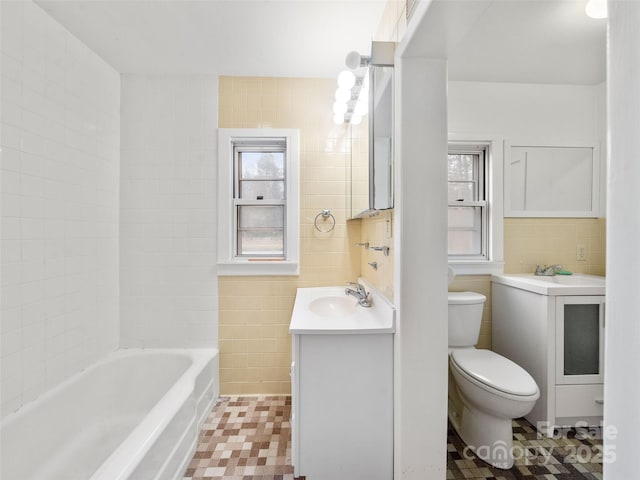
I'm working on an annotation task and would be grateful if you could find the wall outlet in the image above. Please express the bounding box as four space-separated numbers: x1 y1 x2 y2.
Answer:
577 244 587 261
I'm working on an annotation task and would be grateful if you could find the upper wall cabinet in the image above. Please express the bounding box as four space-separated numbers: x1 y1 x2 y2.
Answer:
504 141 600 217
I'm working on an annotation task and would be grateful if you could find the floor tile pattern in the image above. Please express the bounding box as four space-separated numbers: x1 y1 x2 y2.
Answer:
184 396 603 480
447 418 604 480
183 396 302 480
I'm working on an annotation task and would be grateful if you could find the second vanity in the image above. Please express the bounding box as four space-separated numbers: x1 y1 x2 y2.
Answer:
491 273 606 436
289 281 395 480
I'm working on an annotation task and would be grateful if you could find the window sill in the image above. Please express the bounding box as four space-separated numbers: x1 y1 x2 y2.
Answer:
217 261 299 277
449 260 504 276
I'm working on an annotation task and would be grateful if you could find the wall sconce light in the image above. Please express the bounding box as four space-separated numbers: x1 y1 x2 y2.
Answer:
585 0 607 19
333 42 396 125
333 52 370 125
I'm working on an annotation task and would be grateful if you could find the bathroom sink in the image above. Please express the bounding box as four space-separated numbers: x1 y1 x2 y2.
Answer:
491 273 605 296
308 296 358 318
289 282 395 334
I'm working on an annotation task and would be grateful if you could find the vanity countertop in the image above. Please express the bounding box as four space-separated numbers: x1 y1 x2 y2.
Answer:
289 282 395 335
491 273 605 296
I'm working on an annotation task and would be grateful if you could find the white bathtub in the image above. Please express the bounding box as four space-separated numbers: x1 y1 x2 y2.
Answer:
0 348 219 480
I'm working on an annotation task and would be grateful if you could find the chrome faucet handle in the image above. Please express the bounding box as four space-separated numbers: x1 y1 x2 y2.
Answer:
346 281 367 295
369 245 390 256
355 242 369 249
535 265 544 275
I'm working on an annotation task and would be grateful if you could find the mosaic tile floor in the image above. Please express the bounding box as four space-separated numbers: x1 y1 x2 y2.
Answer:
183 395 302 480
447 418 604 480
184 395 603 480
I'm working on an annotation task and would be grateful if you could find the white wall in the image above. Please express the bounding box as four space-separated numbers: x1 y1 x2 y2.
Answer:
1 0 120 417
449 81 601 140
449 81 606 216
393 57 449 480
605 2 640 477
119 76 218 347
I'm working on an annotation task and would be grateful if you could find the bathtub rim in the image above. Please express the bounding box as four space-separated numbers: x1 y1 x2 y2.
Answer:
1 347 219 480
1 348 216 427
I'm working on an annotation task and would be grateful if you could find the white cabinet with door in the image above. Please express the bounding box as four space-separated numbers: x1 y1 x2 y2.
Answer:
491 275 605 436
290 333 393 480
504 141 601 218
554 295 606 426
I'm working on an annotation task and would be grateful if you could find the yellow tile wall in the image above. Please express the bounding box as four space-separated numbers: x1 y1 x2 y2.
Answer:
504 217 606 275
358 211 395 300
218 76 361 394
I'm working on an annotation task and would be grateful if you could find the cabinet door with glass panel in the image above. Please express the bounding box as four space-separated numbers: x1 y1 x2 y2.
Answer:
555 296 605 385
447 144 487 259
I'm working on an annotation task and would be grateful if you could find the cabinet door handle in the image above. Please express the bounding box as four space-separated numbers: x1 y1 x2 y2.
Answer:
595 399 604 405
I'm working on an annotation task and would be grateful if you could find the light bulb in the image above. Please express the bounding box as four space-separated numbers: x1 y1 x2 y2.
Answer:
345 51 362 70
350 114 362 125
337 70 356 90
585 0 607 18
332 101 347 115
354 101 368 116
333 114 345 125
335 88 351 103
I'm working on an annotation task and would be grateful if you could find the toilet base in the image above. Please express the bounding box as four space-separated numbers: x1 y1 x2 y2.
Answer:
449 400 515 469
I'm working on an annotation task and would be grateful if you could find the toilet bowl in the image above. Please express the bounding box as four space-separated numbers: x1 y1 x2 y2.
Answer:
448 292 539 469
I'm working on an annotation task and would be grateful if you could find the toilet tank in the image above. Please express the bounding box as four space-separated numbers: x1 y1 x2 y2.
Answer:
448 292 486 347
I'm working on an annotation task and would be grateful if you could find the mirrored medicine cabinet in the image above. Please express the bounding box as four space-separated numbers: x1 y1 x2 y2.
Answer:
348 64 394 219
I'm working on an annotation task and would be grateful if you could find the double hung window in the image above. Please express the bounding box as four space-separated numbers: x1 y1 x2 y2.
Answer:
447 144 488 260
234 142 286 258
218 129 299 276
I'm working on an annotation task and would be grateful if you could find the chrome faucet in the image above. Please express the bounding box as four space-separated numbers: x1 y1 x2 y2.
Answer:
534 264 562 276
345 281 372 307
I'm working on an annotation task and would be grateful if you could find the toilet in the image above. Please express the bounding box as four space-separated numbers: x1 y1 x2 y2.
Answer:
448 292 539 469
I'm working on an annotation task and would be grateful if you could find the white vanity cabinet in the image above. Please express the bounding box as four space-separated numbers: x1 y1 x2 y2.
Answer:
289 284 395 480
291 333 393 480
491 274 605 436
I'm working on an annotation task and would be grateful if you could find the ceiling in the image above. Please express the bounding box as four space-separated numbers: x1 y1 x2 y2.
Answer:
34 0 388 78
35 0 606 85
407 0 607 85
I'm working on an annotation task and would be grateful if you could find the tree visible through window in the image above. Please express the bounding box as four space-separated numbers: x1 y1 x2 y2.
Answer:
218 128 299 276
234 144 286 258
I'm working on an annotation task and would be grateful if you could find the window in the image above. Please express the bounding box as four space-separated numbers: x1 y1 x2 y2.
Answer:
447 137 504 274
447 145 487 258
218 129 299 275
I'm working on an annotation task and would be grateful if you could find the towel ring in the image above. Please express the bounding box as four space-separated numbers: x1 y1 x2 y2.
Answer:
314 209 336 233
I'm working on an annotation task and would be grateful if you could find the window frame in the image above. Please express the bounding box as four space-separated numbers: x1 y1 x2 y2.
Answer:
233 143 286 259
218 128 300 276
447 145 488 260
447 135 504 275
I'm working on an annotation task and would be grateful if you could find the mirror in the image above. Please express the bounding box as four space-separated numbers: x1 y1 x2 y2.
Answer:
348 65 394 218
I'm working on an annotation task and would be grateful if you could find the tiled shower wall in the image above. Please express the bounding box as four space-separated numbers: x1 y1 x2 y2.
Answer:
119 76 218 347
218 76 360 394
1 0 120 417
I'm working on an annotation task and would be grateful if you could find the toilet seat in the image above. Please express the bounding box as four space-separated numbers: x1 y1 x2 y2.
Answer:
450 349 538 397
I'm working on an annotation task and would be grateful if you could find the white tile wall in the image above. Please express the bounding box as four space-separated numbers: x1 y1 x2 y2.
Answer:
120 76 218 348
1 0 120 418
